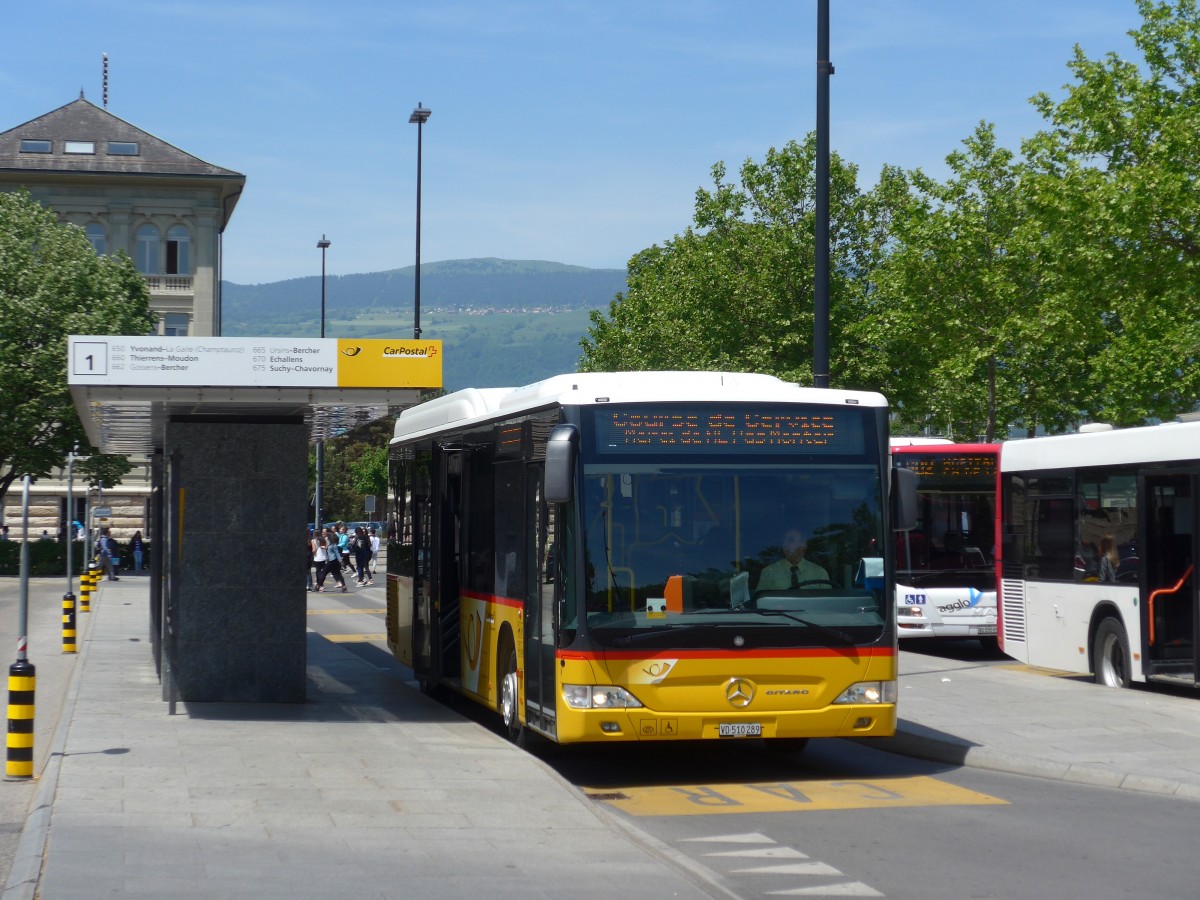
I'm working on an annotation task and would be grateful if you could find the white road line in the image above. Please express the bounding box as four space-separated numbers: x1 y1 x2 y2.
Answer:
766 882 884 897
704 847 810 859
680 832 776 844
730 862 843 876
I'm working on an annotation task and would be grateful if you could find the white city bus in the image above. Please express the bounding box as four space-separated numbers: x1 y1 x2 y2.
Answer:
891 440 999 646
998 420 1199 688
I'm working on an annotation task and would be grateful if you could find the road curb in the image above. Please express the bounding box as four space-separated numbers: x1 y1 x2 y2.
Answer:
869 721 1200 802
2 583 98 900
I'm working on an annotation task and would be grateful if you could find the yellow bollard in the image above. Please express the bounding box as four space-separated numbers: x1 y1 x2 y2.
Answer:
6 660 35 778
79 567 91 614
62 593 77 654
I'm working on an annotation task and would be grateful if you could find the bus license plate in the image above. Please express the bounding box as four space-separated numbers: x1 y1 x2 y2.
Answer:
719 723 762 738
978 625 997 635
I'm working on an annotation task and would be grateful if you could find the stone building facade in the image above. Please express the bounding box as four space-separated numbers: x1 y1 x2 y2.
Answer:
0 95 245 538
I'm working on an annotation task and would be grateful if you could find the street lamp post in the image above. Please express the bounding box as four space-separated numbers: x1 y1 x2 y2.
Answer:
314 236 331 533
813 0 833 389
408 102 431 341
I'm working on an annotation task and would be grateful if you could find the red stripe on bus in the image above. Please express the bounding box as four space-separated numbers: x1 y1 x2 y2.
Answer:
556 646 895 661
461 589 525 610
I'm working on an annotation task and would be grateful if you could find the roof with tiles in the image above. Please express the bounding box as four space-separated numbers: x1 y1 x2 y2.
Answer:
0 95 244 181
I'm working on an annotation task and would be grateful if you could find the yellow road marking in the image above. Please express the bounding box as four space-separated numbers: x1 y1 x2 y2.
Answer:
323 634 387 643
307 608 386 615
586 776 1007 816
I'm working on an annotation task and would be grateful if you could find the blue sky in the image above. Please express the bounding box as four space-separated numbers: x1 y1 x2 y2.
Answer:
5 1 1144 285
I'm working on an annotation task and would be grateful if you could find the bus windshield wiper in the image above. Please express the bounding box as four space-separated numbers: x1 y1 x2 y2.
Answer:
746 609 858 645
608 624 706 647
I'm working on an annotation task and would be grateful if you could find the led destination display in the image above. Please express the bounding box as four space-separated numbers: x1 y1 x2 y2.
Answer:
593 406 866 455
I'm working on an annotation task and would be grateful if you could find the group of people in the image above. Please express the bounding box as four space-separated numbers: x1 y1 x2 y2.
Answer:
308 523 379 593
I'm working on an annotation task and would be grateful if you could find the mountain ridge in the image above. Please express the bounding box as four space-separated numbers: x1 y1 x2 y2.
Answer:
220 257 626 389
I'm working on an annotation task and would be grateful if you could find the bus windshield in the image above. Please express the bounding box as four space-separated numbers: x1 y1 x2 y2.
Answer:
893 449 996 591
578 461 886 647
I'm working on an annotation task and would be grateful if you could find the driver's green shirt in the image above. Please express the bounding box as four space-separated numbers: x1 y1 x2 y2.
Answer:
755 557 829 592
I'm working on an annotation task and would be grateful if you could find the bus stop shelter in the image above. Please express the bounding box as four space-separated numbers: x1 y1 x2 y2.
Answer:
68 335 441 703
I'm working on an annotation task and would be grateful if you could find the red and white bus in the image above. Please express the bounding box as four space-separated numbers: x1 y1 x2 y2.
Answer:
891 440 1000 645
998 419 1199 688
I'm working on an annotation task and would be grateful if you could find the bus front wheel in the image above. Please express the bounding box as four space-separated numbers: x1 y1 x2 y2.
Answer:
500 648 526 745
1092 618 1131 689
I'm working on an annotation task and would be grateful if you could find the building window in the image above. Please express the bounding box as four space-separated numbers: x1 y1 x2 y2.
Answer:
85 223 106 255
165 225 190 275
163 313 189 336
19 139 51 153
107 141 138 156
135 223 160 274
64 141 95 155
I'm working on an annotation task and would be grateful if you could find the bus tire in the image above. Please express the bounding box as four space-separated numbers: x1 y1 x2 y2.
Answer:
500 648 527 746
1092 617 1131 689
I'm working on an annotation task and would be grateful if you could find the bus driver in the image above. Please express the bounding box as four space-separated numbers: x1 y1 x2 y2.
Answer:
756 528 829 592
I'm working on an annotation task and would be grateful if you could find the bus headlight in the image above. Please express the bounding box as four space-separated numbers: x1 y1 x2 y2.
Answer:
562 684 644 709
833 681 897 705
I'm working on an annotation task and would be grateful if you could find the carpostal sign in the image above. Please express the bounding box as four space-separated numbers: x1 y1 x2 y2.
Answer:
68 337 442 389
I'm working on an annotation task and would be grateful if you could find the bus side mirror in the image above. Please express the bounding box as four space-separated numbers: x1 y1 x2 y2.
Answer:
544 424 578 503
892 466 918 532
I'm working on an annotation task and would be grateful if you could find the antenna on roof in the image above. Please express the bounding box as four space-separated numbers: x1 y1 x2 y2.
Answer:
103 53 109 108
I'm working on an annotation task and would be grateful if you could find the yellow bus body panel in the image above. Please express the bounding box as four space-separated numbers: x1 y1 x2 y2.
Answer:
459 593 523 708
553 650 896 744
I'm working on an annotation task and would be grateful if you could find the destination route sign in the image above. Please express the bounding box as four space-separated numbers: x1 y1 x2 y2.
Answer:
68 336 442 389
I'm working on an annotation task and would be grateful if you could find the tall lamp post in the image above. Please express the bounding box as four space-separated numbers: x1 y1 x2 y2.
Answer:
813 0 833 389
408 102 431 340
314 235 331 533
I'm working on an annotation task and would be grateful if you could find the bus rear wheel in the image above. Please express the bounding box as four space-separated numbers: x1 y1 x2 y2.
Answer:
1093 617 1131 689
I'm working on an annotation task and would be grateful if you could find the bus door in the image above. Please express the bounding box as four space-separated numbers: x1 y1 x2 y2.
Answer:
523 468 558 738
431 449 466 684
1140 470 1198 685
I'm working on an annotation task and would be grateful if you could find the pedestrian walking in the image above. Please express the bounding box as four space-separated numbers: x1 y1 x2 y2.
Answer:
369 527 380 578
306 529 315 591
337 523 352 573
130 530 145 573
317 528 347 593
98 527 119 581
353 526 372 585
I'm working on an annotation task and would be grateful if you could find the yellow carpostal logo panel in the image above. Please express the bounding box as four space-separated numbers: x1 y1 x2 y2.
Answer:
586 776 1007 816
336 339 442 388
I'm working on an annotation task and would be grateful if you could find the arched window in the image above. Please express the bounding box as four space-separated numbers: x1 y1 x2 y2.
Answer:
135 223 160 274
85 223 106 256
166 224 190 275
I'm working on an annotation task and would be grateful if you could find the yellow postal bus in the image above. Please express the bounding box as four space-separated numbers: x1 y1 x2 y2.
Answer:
386 372 915 747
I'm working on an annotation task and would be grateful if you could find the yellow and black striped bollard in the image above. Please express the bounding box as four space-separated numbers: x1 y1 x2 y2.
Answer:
62 592 77 654
81 562 96 613
6 659 35 779
78 566 91 614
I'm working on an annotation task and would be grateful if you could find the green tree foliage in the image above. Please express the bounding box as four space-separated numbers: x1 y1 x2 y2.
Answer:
584 3 1200 435
847 124 1096 440
1023 0 1200 425
580 136 870 385
313 420 393 521
0 190 156 503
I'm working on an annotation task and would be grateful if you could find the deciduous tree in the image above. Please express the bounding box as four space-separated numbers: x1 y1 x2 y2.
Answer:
0 190 155 503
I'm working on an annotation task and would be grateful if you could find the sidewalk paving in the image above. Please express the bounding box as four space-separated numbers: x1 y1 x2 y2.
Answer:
876 646 1200 801
5 578 717 900
6 577 1200 899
